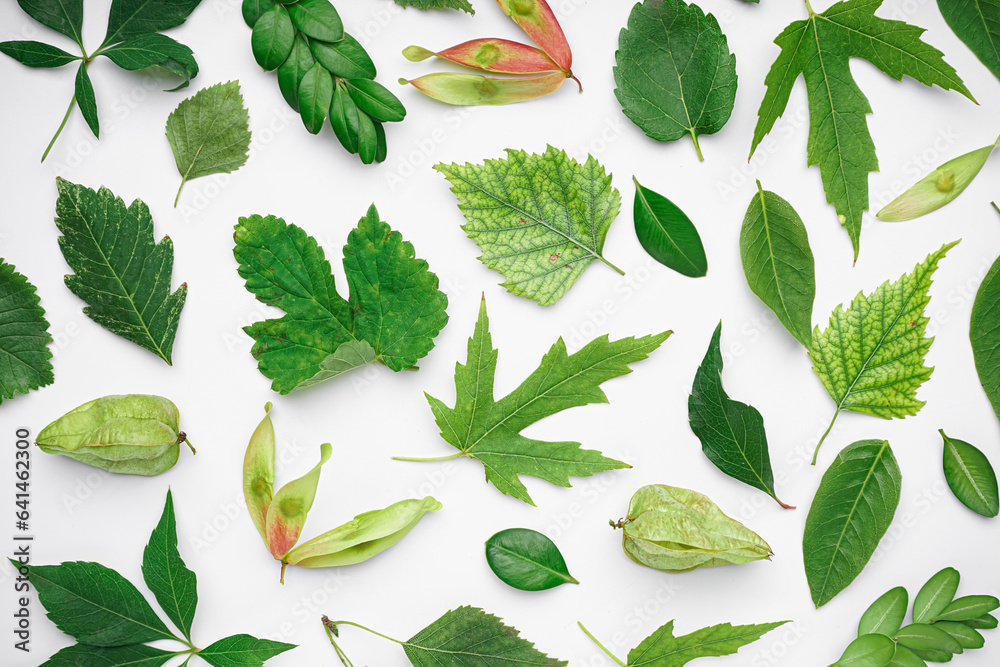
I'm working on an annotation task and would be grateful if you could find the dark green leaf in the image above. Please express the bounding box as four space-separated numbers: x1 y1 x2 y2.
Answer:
859 587 908 637
54 179 188 364
934 595 1000 622
934 622 984 650
287 0 343 42
277 33 314 111
886 645 927 667
242 0 276 28
803 440 902 608
356 109 377 164
971 251 1000 427
373 120 387 163
309 34 376 79
329 82 360 153
632 177 707 277
485 528 578 591
941 430 1000 518
832 633 895 666
392 0 475 13
894 624 963 654
75 62 99 137
102 0 202 47
142 490 197 642
251 4 294 71
298 62 333 135
613 0 737 161
0 40 79 68
0 259 54 405
345 78 405 122
199 634 296 667
688 322 789 508
101 34 198 86
913 567 960 624
14 558 175 646
938 0 1000 81
740 180 815 347
961 613 997 629
17 0 83 46
41 643 176 667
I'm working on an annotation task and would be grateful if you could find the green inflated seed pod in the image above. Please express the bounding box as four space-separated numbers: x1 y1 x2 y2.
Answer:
36 395 193 475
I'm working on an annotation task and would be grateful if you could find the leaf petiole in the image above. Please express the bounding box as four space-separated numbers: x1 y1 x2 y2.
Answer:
690 131 705 162
578 622 627 667
812 410 840 465
393 452 465 462
992 202 999 216
42 93 78 162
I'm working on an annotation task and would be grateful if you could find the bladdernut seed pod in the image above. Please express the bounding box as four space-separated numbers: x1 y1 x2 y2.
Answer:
36 395 194 475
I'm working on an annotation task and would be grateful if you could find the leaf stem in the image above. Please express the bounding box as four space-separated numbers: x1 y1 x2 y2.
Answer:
392 452 465 462
804 0 816 15
178 432 196 454
599 256 626 276
324 620 405 646
578 622 627 667
992 202 999 217
690 131 705 162
812 410 840 465
42 93 78 162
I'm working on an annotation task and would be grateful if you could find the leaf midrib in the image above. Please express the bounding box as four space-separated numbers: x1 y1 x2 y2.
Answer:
947 441 991 508
630 627 773 665
489 543 573 583
708 363 774 499
634 182 698 274
756 188 798 334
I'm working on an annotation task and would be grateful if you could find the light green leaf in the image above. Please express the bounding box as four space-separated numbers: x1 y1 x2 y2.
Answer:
166 80 251 206
198 634 296 667
392 0 475 13
913 567 960 624
809 240 957 462
54 179 187 365
833 633 896 666
0 259 54 405
971 251 1000 426
434 146 623 306
886 645 927 667
859 587 908 636
933 595 1000 622
894 623 963 654
751 0 974 261
938 0 1000 81
934 622 984 650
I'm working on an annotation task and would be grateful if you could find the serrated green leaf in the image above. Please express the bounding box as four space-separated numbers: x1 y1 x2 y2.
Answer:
392 0 475 13
938 0 1000 81
287 0 343 43
198 634 296 667
251 4 294 71
101 33 198 86
0 40 79 68
803 440 902 608
485 528 578 591
17 0 83 46
102 0 202 48
834 633 896 666
940 430 999 518
809 241 957 462
409 297 663 505
41 643 176 667
934 595 1000 622
895 624 963 654
613 0 737 161
751 0 974 260
859 587 908 637
740 180 815 347
55 180 187 364
632 177 707 278
75 62 99 137
309 34 376 80
233 205 448 394
914 567 960 624
142 490 197 642
277 33 315 111
345 78 405 122
688 322 789 508
166 80 251 206
434 146 623 306
0 259 54 405
971 251 1000 426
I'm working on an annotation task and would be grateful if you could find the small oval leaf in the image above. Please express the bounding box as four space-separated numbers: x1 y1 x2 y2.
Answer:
356 110 378 165
346 78 406 122
908 647 952 663
934 622 984 650
961 613 998 629
330 83 361 154
277 33 316 112
485 528 578 591
940 430 999 518
287 0 344 42
373 120 387 163
835 633 896 666
251 4 295 71
859 586 908 636
934 595 1000 622
310 33 376 79
632 177 707 277
894 623 963 654
887 645 927 667
913 567 960 625
298 63 333 135
242 0 277 27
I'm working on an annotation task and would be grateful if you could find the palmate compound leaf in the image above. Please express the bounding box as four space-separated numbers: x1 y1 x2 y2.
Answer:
0 258 53 404
809 240 958 463
54 179 187 365
750 0 974 262
434 145 623 306
234 205 448 394
397 296 669 505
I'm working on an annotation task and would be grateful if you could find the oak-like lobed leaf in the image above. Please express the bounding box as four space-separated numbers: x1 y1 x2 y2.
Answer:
0 258 54 404
142 490 198 642
484 528 578 591
940 431 999 518
632 177 707 278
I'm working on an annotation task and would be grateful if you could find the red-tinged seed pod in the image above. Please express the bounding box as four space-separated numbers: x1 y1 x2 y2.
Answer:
495 0 572 72
404 39 561 74
400 71 567 106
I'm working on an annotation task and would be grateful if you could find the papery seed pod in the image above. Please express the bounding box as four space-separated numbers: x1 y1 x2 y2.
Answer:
244 402 276 543
400 71 567 106
614 484 772 571
36 395 193 475
403 39 561 74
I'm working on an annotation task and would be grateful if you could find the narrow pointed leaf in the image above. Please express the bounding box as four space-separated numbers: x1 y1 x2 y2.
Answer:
485 528 578 591
633 177 707 277
434 145 622 305
0 41 79 68
614 0 737 161
277 34 316 111
251 4 294 71
403 71 567 106
938 0 1000 80
689 322 789 508
330 82 360 153
102 0 202 47
345 78 405 122
393 0 474 12
495 0 572 72
75 62 99 137
54 180 187 365
941 431 999 518
17 0 84 46
859 587 908 636
41 643 176 667
310 34 376 79
934 622 984 650
142 490 197 642
971 254 1000 426
834 633 896 666
914 567 960 625
264 443 331 559
403 39 560 74
0 259 54 404
101 34 198 87
199 634 296 667
895 624 963 654
934 595 1000 622
298 63 333 134
803 440 902 608
740 180 815 347
287 0 343 43
243 403 275 544
624 619 789 666
243 0 276 28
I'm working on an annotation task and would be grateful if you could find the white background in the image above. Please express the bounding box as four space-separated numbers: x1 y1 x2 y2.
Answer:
1 0 999 665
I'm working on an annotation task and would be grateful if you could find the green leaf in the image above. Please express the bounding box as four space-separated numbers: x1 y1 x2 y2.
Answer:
809 241 957 462
886 645 928 667
166 80 251 206
41 643 176 667
0 259 54 405
834 633 896 666
198 634 297 667
243 0 276 28
408 297 663 506
392 0 475 13
309 34 376 80
17 0 83 46
688 322 790 508
934 622 984 650
251 4 294 71
938 0 1000 81
632 177 707 278
298 63 333 134
894 624 963 654
102 0 202 48
16 559 176 646
142 490 197 642
75 62 99 137
960 613 997 629
330 81 360 153
0 40 79 68
434 146 623 306
101 33 198 86
803 439 902 608
907 647 951 663
356 108 378 165
374 120 387 163
751 0 974 261
940 430 999 518
740 180 815 347
913 567 960 625
287 0 343 43
233 205 448 394
403 607 567 665
484 528 578 591
345 78 406 122
933 595 1000 622
859 587 908 636
54 179 188 365
277 33 315 111
613 0 737 161
970 252 1000 426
